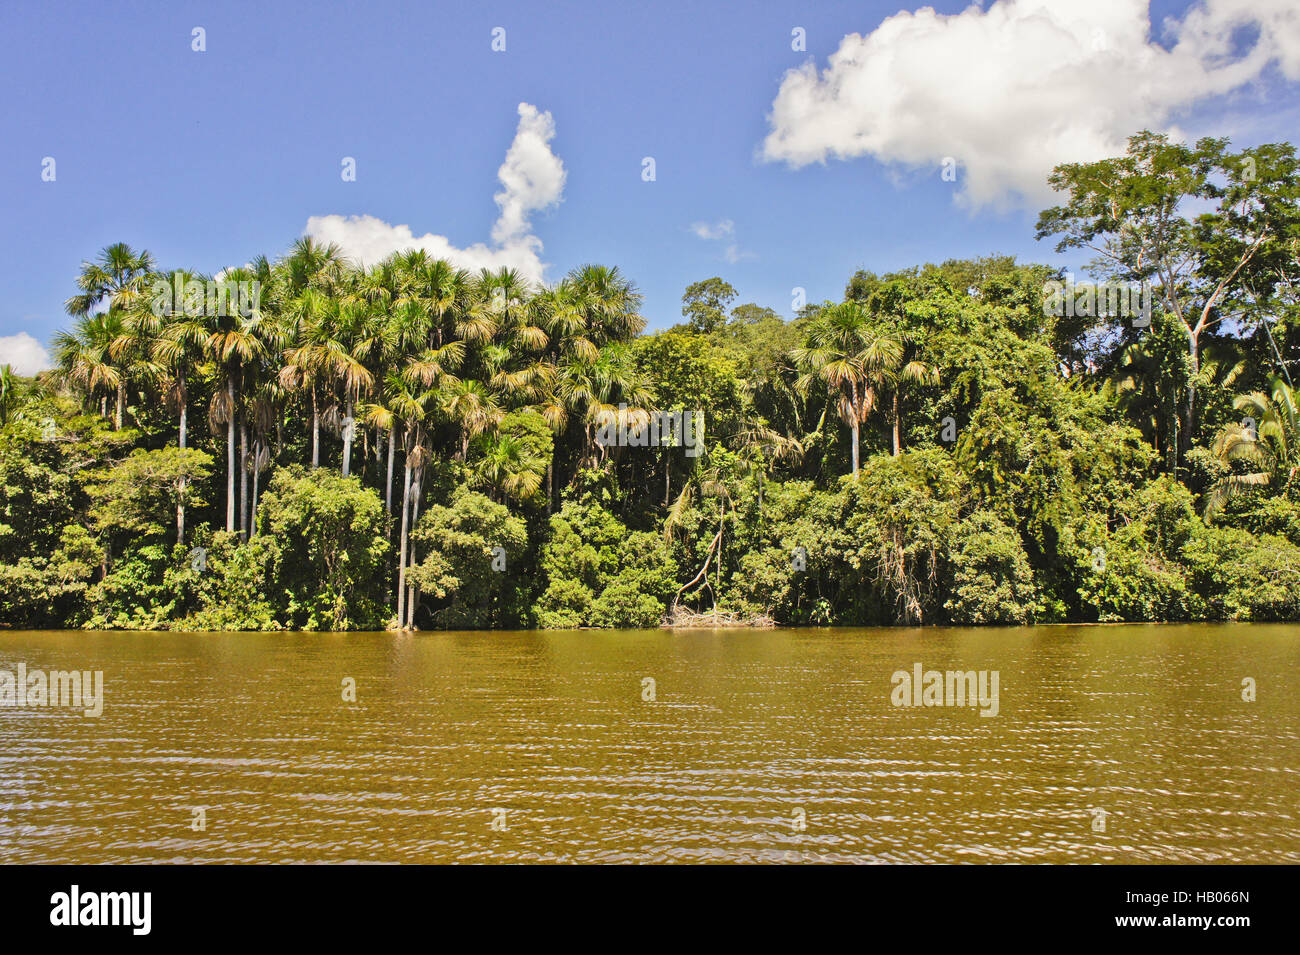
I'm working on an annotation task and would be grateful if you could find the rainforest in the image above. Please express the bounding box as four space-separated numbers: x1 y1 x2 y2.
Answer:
2 130 1298 633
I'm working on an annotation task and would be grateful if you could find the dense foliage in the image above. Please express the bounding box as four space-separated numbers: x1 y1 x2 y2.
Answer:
3 130 1299 630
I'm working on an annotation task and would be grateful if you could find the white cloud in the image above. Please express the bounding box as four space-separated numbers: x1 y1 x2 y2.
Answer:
305 103 566 284
690 219 735 240
761 0 1300 208
491 103 567 246
302 214 549 281
691 218 755 262
0 332 52 375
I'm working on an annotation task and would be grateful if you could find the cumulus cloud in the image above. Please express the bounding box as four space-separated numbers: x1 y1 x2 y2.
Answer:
491 103 567 247
0 332 52 375
305 103 566 284
761 0 1300 208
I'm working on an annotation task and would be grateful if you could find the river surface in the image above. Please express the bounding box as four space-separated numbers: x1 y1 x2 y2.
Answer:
0 625 1296 864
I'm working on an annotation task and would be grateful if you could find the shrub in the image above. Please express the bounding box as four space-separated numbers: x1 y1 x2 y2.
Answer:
1183 526 1300 621
1075 529 1190 622
536 505 678 627
408 488 529 628
944 511 1039 624
256 467 390 630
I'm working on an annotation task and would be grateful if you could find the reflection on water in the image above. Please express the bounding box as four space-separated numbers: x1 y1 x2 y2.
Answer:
0 625 1296 863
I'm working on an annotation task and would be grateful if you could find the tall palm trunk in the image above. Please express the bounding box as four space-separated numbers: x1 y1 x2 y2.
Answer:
240 422 250 539
849 382 862 478
225 376 237 533
178 392 188 449
406 466 424 629
250 445 262 538
115 381 125 429
311 386 320 468
384 425 396 515
396 459 413 627
891 391 901 456
342 395 354 477
1180 330 1199 465
177 392 188 545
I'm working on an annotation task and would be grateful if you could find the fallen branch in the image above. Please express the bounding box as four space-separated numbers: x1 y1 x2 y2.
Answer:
661 605 775 629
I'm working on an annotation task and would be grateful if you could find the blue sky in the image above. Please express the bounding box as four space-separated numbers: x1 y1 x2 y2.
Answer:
2 0 1298 370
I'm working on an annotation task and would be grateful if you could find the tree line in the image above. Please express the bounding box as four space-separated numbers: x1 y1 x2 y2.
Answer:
2 129 1299 630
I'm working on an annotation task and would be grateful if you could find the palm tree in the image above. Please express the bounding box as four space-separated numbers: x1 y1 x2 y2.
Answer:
536 279 596 362
567 264 646 343
733 421 804 518
279 237 350 297
275 240 353 469
388 372 438 629
1105 330 1185 472
381 254 481 627
471 268 544 350
471 432 546 502
542 342 653 467
1106 323 1243 473
362 373 405 515
64 243 155 428
328 297 379 477
370 266 465 512
52 312 125 419
280 287 334 468
393 253 470 352
352 262 400 490
1205 375 1300 517
137 269 207 542
879 338 939 456
442 378 503 459
509 266 647 506
206 269 270 535
244 379 282 537
791 302 906 477
245 254 281 535
533 280 591 507
147 271 207 445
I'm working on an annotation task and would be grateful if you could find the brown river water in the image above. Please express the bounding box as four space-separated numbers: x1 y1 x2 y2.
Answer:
0 625 1296 863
